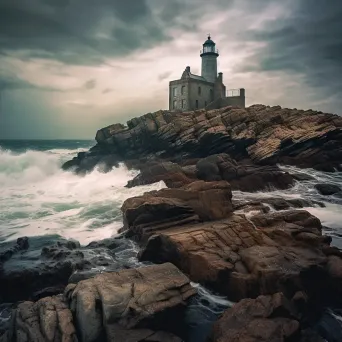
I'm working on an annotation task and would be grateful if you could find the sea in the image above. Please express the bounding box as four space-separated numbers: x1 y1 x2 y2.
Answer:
0 139 342 341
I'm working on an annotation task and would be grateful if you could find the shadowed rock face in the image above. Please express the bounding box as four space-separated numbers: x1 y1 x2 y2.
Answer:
209 293 300 342
63 104 342 173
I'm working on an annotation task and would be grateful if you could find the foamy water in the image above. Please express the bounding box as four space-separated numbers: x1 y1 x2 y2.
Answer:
0 147 165 245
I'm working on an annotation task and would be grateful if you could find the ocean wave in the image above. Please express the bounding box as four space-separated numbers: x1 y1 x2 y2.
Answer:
0 148 165 245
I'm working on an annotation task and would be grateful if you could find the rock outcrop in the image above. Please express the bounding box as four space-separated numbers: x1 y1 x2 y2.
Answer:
121 184 342 303
63 105 342 173
65 263 196 342
125 154 295 192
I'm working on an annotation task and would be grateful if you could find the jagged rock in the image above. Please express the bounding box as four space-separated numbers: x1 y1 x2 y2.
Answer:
121 181 233 241
126 161 194 188
314 183 341 196
209 293 300 342
196 153 294 191
65 263 196 342
63 105 342 173
8 295 77 342
0 237 29 263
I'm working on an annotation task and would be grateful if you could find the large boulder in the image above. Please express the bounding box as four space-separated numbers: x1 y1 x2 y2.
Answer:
65 263 196 342
121 181 233 241
209 293 300 342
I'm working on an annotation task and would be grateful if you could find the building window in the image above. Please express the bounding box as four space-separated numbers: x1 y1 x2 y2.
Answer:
172 87 177 97
198 86 201 95
181 86 185 95
181 99 185 109
195 100 199 109
173 100 177 109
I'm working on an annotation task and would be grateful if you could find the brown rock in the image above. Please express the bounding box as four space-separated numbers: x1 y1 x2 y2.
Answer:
139 211 328 301
210 293 300 342
65 104 342 173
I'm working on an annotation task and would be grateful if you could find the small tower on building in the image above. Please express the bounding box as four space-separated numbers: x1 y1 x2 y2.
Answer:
200 35 219 83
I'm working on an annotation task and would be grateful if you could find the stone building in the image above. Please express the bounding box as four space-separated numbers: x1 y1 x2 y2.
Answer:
169 36 245 111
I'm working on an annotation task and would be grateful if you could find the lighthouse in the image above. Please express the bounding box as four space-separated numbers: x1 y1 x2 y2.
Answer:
168 35 245 111
200 35 219 83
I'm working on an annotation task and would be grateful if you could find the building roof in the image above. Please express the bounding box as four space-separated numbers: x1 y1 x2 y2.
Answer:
189 73 206 81
203 35 215 46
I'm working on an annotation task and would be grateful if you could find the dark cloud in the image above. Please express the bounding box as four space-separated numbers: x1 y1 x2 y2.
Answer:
0 0 188 65
158 71 172 82
241 0 342 99
102 88 113 94
0 73 64 92
83 79 96 90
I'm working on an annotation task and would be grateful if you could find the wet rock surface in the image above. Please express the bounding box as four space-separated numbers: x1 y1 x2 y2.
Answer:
0 236 139 303
315 183 341 196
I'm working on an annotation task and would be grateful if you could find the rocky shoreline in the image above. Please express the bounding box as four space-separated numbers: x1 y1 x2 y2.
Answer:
1 104 342 342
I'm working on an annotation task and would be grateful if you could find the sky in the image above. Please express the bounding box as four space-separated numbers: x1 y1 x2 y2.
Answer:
0 0 341 139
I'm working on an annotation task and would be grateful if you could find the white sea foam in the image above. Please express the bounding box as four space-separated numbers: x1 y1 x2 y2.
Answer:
0 148 165 245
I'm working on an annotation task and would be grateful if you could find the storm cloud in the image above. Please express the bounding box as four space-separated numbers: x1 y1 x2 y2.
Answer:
241 0 342 99
0 0 341 139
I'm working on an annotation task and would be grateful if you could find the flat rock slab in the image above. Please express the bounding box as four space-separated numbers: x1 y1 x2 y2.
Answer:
65 262 196 342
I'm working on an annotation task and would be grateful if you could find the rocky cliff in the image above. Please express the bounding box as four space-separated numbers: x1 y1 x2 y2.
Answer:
63 104 342 174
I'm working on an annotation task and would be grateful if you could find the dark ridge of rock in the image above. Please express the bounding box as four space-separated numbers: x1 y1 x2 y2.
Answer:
62 105 342 173
0 236 137 303
121 181 233 241
314 183 341 196
0 237 29 263
124 154 295 193
126 161 195 188
65 263 196 342
233 197 325 215
209 293 300 342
